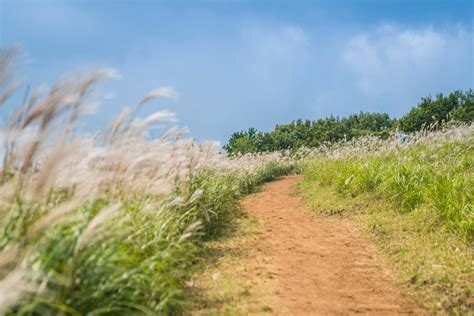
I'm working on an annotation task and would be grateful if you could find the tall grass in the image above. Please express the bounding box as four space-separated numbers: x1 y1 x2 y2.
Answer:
0 47 294 314
301 125 473 241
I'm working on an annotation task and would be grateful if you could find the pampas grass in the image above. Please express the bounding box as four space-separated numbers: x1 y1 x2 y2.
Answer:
0 47 293 314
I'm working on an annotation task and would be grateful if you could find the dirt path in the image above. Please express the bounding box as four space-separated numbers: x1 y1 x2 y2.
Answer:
235 175 421 315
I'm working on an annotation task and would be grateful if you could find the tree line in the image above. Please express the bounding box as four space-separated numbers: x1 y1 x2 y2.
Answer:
224 90 474 154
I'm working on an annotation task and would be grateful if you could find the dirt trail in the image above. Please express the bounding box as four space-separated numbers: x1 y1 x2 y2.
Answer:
239 175 421 315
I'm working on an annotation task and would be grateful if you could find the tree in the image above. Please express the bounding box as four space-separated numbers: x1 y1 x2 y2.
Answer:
400 90 473 132
223 128 260 154
224 90 473 154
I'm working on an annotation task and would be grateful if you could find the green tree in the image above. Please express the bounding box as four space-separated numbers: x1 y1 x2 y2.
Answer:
400 90 473 132
223 128 260 154
224 90 473 154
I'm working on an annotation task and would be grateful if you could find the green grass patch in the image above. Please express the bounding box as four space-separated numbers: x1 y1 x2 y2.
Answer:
303 140 473 240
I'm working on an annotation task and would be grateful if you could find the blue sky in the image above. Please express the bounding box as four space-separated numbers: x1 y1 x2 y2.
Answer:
1 0 473 143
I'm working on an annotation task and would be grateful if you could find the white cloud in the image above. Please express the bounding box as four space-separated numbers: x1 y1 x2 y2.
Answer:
388 27 445 60
240 23 310 66
341 25 472 97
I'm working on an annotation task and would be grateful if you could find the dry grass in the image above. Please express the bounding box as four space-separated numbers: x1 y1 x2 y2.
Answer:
0 47 294 314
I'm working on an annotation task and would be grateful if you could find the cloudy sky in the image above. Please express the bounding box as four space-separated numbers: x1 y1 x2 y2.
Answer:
1 0 473 142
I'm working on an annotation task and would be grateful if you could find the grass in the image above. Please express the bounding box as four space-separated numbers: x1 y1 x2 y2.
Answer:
0 164 294 315
0 47 296 315
301 136 474 314
303 139 473 240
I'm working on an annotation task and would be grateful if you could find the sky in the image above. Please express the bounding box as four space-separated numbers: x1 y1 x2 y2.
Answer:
1 0 473 143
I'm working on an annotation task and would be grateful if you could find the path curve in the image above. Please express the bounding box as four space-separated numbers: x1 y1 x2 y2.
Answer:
241 175 421 315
